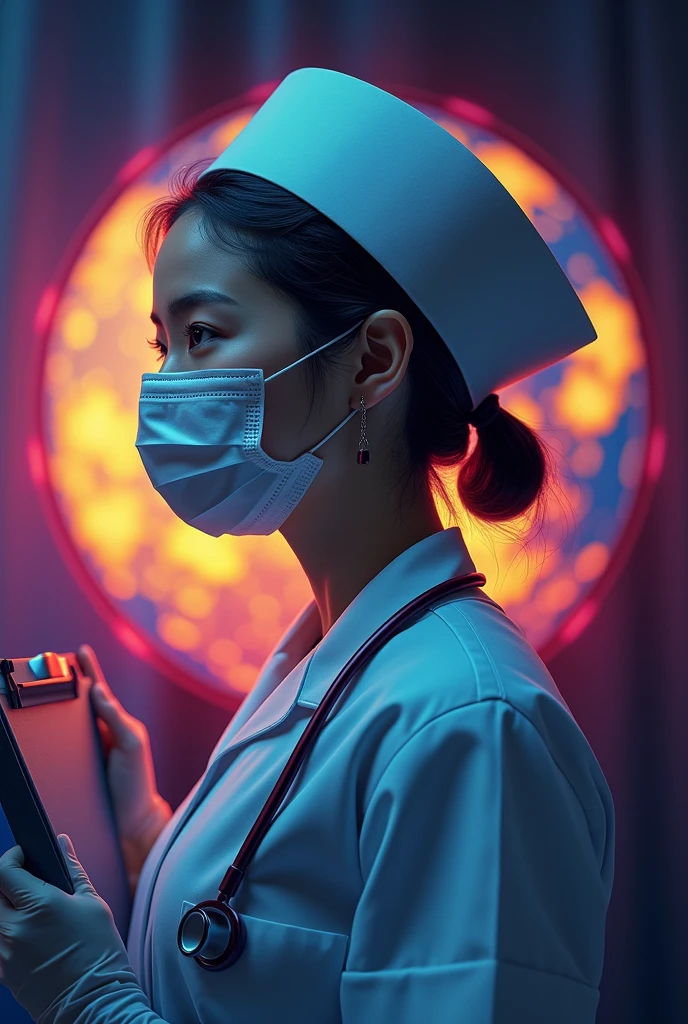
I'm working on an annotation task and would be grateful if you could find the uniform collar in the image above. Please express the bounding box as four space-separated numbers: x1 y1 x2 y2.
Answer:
297 526 477 708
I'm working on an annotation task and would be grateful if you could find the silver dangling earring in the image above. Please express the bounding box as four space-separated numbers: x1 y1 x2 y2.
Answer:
357 395 370 464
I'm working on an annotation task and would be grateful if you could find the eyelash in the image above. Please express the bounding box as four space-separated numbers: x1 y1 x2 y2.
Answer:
146 322 220 361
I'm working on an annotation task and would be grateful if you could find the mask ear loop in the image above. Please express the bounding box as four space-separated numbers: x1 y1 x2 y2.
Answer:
263 318 367 458
309 407 359 454
264 319 367 382
264 313 368 454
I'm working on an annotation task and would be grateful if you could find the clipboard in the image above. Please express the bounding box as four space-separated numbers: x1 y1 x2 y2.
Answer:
0 651 132 939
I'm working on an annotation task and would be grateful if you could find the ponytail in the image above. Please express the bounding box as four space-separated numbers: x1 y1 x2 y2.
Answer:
456 404 551 522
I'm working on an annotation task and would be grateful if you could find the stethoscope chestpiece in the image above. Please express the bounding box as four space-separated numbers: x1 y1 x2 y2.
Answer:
177 897 247 971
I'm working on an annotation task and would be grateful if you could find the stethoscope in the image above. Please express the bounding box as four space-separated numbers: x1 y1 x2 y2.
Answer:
177 570 486 970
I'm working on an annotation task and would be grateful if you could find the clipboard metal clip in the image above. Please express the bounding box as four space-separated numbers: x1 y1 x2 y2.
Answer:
0 654 79 709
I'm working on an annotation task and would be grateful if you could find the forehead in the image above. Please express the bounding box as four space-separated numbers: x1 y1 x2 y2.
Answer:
152 210 258 301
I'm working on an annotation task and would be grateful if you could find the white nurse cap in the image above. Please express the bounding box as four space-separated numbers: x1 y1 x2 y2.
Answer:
199 67 596 408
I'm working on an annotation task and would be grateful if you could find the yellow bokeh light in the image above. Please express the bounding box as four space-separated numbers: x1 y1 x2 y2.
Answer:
173 584 216 619
73 489 147 566
62 307 98 350
158 613 201 651
162 521 248 584
130 276 153 317
49 453 97 504
554 367 619 437
54 384 141 483
575 280 644 383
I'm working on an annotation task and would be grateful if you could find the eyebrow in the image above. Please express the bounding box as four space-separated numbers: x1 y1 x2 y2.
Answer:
149 288 240 325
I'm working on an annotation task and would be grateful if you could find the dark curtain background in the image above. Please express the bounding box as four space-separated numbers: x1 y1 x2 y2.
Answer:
0 1 685 1021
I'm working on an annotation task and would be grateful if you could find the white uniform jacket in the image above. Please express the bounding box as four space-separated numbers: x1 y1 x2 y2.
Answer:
44 527 615 1024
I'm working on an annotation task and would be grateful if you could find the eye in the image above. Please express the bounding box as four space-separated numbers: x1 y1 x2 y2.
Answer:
181 322 221 350
145 323 222 363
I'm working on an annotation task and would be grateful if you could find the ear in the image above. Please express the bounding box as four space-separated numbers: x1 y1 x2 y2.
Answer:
352 311 413 411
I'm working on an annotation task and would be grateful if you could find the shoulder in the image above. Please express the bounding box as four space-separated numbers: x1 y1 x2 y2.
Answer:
350 590 613 847
356 587 573 734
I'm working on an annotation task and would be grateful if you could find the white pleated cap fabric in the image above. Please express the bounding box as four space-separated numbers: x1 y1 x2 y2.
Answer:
199 67 596 407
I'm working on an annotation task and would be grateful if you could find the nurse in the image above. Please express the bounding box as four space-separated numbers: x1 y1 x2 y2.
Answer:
0 68 614 1023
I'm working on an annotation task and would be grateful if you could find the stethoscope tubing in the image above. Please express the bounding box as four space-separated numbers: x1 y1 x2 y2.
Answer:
177 570 486 969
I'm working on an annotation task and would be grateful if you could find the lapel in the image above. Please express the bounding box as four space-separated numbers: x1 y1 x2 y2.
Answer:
206 598 323 763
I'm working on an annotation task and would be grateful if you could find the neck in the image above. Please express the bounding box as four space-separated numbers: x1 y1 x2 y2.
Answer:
280 461 444 636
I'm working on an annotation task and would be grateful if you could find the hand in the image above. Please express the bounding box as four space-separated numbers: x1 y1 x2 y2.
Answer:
0 834 136 1022
79 644 173 897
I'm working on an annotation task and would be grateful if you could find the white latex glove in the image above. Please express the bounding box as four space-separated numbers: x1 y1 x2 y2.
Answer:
0 834 137 1022
79 644 173 896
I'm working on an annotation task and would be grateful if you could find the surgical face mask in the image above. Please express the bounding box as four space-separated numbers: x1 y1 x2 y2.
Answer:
135 319 366 536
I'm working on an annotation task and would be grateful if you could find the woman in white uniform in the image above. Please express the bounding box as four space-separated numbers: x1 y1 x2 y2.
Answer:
0 68 614 1024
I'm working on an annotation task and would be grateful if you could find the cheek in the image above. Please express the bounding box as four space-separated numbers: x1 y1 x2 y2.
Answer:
259 364 351 462
259 376 312 460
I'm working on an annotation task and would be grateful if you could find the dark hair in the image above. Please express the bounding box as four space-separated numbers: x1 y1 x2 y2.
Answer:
138 159 558 532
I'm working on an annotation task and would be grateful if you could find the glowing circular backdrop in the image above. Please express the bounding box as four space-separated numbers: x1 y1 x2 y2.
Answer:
31 80 664 709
